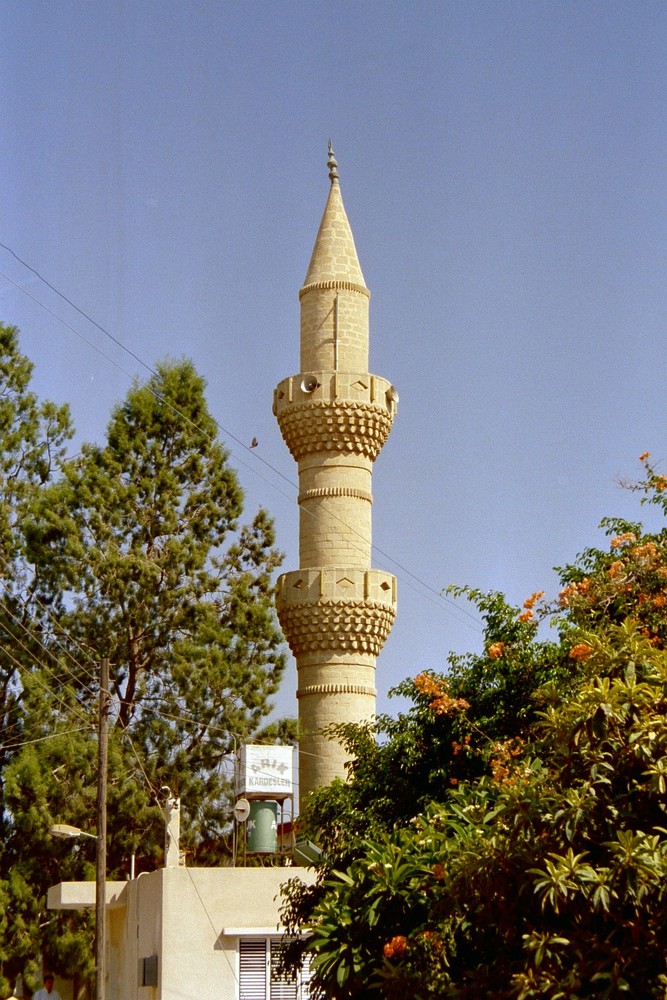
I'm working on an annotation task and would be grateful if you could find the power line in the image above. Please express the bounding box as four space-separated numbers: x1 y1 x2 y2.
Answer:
0 243 155 378
1 725 92 753
0 574 301 770
0 623 92 739
0 582 101 689
0 243 483 634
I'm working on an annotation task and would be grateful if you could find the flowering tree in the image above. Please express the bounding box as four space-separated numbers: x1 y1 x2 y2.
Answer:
282 456 667 998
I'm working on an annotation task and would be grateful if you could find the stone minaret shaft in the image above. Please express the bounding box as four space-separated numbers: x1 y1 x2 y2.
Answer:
274 146 398 799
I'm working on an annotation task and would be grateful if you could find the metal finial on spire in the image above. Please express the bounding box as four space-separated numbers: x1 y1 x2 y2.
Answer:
327 140 339 182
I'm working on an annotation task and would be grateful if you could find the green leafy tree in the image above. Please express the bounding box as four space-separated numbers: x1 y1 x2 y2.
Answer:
25 357 287 828
282 455 667 998
0 324 72 994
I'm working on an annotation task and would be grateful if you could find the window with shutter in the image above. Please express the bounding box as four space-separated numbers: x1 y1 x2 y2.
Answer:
239 938 313 1000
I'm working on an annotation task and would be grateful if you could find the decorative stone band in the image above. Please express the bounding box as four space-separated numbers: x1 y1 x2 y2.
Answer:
274 372 397 415
297 682 376 699
276 567 397 606
299 279 370 301
277 400 393 462
299 486 372 504
277 598 396 658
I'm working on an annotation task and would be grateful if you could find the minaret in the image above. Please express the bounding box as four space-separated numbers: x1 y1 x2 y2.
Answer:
274 145 398 800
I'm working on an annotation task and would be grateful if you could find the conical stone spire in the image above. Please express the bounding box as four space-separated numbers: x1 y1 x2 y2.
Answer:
273 147 398 802
303 144 366 289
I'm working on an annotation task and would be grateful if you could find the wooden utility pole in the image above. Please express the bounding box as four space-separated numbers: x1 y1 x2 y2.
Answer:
95 657 109 1000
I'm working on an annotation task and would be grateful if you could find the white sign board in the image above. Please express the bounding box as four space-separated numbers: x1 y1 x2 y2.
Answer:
237 744 293 798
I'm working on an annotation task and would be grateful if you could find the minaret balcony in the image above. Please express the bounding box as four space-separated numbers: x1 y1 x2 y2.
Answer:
276 567 397 658
273 371 398 462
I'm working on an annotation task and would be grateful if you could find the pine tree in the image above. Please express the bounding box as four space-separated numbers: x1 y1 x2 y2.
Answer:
0 323 72 995
3 355 288 992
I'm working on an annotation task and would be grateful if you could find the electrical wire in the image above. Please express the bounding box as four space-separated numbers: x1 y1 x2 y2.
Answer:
0 726 93 753
0 529 403 776
0 611 92 726
0 242 493 796
0 565 301 772
0 586 100 689
0 574 319 776
0 243 483 633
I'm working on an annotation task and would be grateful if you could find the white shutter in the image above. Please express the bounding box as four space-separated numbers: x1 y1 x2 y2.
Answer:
240 938 267 1000
299 952 317 1000
270 939 297 1000
239 937 315 1000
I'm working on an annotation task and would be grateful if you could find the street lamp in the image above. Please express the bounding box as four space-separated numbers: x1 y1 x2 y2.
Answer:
50 824 98 841
49 820 105 1000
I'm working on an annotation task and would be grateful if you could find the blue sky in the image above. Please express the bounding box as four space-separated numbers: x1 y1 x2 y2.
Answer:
2 1 666 721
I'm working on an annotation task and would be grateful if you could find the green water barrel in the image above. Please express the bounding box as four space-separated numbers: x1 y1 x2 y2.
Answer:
247 800 278 853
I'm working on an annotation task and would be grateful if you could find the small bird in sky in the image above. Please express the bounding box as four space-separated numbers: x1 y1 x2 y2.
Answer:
250 437 258 448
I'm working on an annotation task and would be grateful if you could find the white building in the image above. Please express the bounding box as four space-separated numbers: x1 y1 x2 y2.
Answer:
48 865 315 1000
